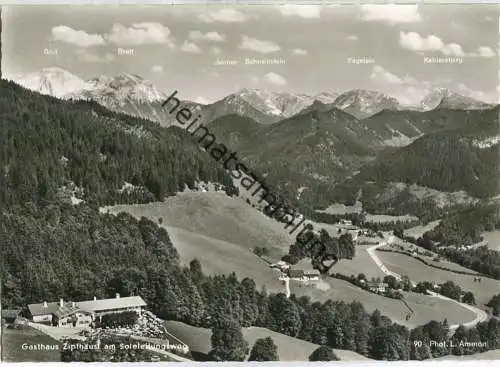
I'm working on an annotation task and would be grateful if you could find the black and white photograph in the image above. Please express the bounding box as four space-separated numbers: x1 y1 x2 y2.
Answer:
1 3 499 364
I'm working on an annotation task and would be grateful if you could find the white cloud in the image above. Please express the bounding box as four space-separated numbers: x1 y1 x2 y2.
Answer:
370 65 403 85
397 86 431 105
372 65 496 105
249 76 259 83
188 31 226 42
468 46 495 58
402 75 419 85
151 65 163 73
292 48 308 55
369 65 434 105
105 23 175 46
199 9 247 23
211 47 223 55
52 26 106 47
359 5 421 24
347 35 358 41
240 36 280 54
457 83 497 104
194 96 209 104
180 41 202 54
399 31 464 57
278 5 321 19
264 72 287 86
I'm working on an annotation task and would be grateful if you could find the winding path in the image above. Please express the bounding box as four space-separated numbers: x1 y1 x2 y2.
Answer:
366 235 489 329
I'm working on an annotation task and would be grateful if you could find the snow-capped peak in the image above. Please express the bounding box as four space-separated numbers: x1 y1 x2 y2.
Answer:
420 88 492 111
14 67 93 98
332 89 402 119
234 88 315 117
315 92 339 104
80 73 166 103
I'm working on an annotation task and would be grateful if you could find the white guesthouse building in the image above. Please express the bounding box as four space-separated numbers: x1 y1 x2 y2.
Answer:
27 294 146 328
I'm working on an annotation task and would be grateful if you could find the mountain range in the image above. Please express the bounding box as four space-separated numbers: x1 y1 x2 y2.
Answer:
11 67 495 127
10 67 499 215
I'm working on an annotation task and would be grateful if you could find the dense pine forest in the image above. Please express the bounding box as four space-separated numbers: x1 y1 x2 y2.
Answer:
0 80 235 208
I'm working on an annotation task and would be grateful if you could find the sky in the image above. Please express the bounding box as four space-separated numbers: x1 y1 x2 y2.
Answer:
2 4 499 104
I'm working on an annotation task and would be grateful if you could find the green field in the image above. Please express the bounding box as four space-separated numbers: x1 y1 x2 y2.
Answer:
164 320 372 361
103 193 480 329
290 276 476 329
404 220 441 238
165 225 285 294
383 240 480 274
163 224 474 329
377 251 500 306
103 192 294 260
482 230 500 251
333 245 387 279
1 326 61 362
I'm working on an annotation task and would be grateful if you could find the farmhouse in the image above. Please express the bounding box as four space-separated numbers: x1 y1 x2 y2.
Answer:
288 269 305 279
303 269 321 281
27 294 146 327
366 282 388 293
260 255 274 264
339 219 353 226
288 268 321 281
270 260 290 272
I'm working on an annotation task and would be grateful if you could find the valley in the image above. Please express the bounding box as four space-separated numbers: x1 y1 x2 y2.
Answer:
481 230 500 251
101 192 486 329
376 251 500 307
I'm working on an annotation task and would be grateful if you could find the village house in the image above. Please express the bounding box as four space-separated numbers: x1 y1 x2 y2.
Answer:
52 301 93 327
288 269 305 279
366 282 388 293
339 219 353 226
288 268 321 281
260 255 274 265
303 269 321 281
270 260 290 272
27 294 147 328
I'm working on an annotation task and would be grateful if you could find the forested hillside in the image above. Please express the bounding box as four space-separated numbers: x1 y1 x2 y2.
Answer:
354 132 498 199
0 80 235 208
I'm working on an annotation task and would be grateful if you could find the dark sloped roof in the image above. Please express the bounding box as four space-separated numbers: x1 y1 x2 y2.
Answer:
53 305 92 318
77 296 146 312
289 269 305 277
28 302 59 316
304 269 320 276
